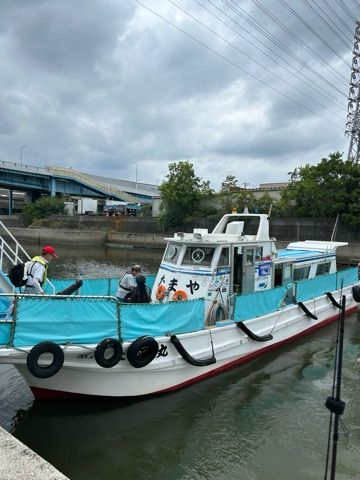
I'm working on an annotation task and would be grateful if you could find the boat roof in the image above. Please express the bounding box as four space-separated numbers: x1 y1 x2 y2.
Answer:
286 240 348 253
277 248 334 262
277 240 348 263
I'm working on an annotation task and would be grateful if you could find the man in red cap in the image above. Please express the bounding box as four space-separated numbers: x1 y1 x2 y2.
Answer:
24 245 59 295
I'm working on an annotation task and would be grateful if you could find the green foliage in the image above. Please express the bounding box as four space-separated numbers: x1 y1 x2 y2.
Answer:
255 191 277 215
220 175 238 194
277 152 360 226
21 196 66 227
195 204 221 222
234 191 257 213
342 186 360 228
138 203 152 217
219 175 240 213
157 161 214 228
275 187 297 217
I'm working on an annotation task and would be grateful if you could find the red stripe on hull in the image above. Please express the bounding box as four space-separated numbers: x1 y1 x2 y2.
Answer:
30 305 357 400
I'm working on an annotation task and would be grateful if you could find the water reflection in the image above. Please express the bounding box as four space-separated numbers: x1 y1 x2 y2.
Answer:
21 242 163 279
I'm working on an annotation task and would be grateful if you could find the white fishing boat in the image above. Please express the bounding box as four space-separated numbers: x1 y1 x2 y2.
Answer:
0 213 359 399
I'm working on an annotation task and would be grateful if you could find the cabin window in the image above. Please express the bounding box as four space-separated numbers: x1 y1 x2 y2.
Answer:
284 264 293 279
294 266 311 281
164 244 181 264
255 247 263 260
316 262 331 276
219 247 230 266
182 246 215 266
245 249 254 265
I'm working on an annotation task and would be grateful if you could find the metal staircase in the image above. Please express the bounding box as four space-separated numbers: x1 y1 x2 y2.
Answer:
50 166 140 203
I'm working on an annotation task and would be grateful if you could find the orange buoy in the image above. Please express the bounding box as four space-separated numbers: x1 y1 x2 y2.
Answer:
156 284 166 301
172 290 188 301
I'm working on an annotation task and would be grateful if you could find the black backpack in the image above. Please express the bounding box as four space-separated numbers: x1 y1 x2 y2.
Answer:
8 262 27 287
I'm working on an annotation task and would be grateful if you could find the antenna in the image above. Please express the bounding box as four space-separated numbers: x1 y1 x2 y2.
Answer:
331 214 339 242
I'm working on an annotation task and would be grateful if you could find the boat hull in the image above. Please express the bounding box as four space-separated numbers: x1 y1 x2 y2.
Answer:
2 286 357 399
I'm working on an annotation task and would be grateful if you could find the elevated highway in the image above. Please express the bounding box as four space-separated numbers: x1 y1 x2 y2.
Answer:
0 160 159 213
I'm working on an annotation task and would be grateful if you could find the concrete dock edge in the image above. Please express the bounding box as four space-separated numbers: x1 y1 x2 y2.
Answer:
0 426 69 479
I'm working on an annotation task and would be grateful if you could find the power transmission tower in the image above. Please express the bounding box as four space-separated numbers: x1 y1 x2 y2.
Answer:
346 21 360 162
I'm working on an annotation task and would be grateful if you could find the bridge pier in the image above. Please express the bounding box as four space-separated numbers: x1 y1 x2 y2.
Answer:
50 177 56 197
8 189 12 215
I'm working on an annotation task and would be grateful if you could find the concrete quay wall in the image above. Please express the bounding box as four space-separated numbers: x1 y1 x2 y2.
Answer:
0 426 69 480
107 231 166 249
9 227 108 246
7 227 166 248
3 217 360 258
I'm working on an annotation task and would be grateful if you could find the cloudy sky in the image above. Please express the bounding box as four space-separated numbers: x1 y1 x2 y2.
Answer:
0 1 358 190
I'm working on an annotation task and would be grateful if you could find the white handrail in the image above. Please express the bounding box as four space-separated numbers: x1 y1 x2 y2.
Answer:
0 221 55 293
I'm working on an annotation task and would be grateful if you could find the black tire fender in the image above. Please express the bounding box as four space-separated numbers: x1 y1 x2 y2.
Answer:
127 336 158 368
353 285 360 303
95 338 123 368
27 341 64 379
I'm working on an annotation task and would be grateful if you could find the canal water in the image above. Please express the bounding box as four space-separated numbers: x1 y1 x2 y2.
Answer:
0 244 359 480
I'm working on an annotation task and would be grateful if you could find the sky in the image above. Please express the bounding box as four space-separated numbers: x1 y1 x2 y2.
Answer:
0 0 359 191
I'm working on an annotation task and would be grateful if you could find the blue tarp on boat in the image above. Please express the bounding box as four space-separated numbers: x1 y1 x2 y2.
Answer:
120 299 204 341
234 267 359 321
295 267 358 302
336 267 358 288
8 296 204 347
295 273 337 302
234 286 287 321
13 296 119 347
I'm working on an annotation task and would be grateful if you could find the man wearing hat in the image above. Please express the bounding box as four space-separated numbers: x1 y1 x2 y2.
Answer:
123 274 150 304
24 245 59 295
116 264 141 302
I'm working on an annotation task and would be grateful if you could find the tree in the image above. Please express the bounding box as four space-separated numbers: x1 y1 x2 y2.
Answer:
277 152 360 223
157 161 214 228
21 196 66 226
138 203 152 217
220 175 238 194
255 191 277 215
219 175 240 213
342 185 360 228
233 191 257 213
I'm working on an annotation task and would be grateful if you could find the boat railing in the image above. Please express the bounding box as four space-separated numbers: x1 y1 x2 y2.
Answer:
0 221 55 293
0 221 31 270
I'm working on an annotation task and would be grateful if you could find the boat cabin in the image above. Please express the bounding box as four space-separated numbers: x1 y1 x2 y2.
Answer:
151 213 348 321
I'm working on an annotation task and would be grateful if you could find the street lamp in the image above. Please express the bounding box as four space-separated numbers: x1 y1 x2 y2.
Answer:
133 163 138 190
20 146 25 166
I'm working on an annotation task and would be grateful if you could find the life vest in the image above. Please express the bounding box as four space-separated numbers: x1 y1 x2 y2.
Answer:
28 256 49 286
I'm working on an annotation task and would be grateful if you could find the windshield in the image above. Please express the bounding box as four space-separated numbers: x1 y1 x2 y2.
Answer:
182 246 215 267
163 243 181 264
